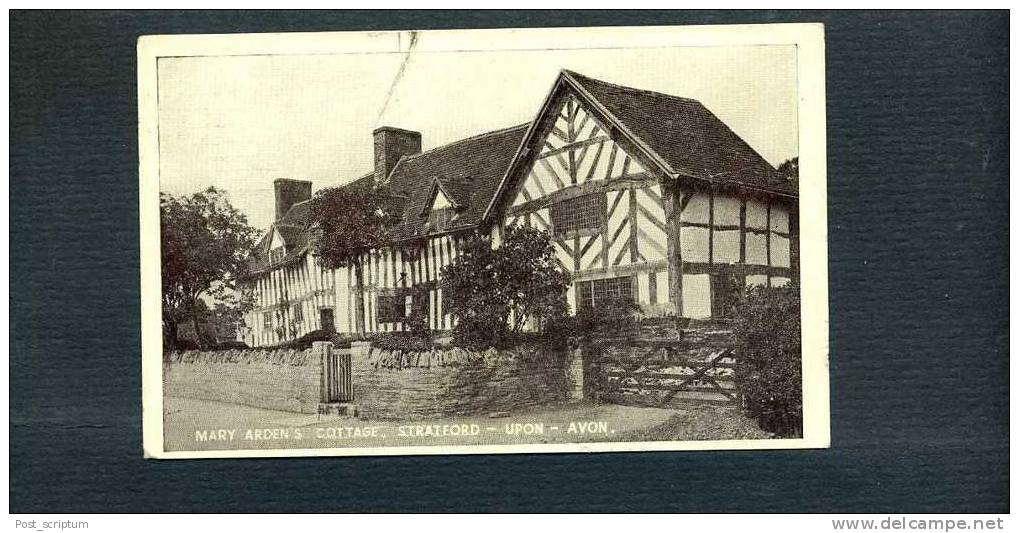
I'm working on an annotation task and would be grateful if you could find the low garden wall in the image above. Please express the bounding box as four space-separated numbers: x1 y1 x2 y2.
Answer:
163 342 577 419
163 348 325 414
352 343 575 420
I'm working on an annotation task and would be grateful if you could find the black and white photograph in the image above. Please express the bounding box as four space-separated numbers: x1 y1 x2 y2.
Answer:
11 8 1010 522
139 24 829 458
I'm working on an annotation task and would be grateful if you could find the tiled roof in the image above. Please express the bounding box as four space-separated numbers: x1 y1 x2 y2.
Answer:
245 71 794 277
385 124 529 241
245 174 374 275
564 70 793 194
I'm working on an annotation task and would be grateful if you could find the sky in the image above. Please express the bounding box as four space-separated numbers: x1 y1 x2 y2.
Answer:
157 38 798 231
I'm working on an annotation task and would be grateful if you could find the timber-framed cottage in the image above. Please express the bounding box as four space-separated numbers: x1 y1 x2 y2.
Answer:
239 70 798 347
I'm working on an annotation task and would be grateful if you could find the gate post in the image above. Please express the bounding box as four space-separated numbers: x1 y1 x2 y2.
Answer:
567 346 585 402
313 341 333 403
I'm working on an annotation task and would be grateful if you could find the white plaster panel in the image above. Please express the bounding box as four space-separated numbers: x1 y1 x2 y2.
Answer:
682 274 712 319
680 226 710 263
713 229 740 264
713 195 741 226
681 193 710 224
745 232 768 265
771 234 791 267
746 199 768 229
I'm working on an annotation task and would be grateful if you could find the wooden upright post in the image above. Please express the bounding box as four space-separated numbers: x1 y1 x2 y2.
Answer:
663 181 684 316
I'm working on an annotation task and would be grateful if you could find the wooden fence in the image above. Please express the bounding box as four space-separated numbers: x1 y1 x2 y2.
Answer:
587 338 740 406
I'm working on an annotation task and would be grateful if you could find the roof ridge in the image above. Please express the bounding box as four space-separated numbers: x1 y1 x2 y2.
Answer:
399 123 530 164
563 69 704 106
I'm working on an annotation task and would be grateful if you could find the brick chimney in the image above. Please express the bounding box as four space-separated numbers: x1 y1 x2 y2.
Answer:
273 178 312 221
373 126 422 183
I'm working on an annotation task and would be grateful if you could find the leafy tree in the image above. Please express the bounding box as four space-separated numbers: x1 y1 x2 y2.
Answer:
441 225 570 349
308 181 403 333
777 156 799 179
160 187 259 351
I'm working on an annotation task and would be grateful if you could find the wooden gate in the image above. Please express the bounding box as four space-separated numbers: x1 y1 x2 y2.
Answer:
588 338 739 406
316 342 353 403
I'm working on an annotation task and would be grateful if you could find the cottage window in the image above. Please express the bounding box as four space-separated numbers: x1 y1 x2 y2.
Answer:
550 193 604 237
377 292 407 323
269 247 285 265
263 311 272 330
427 207 456 229
293 303 304 323
575 276 633 310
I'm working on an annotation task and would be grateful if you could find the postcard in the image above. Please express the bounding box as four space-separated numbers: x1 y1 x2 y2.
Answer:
140 23 829 458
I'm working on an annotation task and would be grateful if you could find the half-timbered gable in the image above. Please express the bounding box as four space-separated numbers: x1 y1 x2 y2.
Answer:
485 70 798 320
501 91 672 313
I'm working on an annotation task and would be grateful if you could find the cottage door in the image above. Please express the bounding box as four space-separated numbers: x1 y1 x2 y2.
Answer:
320 308 335 332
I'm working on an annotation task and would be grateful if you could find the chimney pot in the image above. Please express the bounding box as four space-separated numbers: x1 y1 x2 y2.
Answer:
273 179 312 221
373 126 422 183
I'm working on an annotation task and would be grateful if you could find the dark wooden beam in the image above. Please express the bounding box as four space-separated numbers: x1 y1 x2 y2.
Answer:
572 259 669 283
683 261 791 277
663 185 684 316
506 174 659 216
766 202 772 278
708 189 714 266
628 188 639 263
739 196 747 264
600 187 610 269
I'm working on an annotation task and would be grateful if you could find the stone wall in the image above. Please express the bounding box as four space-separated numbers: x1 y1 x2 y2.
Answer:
163 348 325 414
164 343 575 420
352 343 573 420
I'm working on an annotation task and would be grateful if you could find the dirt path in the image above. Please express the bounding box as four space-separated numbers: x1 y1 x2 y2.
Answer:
162 396 683 452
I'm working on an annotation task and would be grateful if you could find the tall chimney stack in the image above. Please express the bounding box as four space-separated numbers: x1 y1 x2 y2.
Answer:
273 178 312 221
373 126 422 183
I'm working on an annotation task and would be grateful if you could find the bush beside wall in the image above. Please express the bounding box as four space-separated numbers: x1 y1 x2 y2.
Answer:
732 285 802 437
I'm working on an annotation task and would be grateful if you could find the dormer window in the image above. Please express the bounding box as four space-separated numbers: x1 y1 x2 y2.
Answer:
269 247 285 265
422 179 462 229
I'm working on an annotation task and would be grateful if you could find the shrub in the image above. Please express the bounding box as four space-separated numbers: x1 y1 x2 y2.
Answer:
572 297 642 339
732 283 802 437
213 340 249 351
442 226 570 350
368 332 436 353
270 329 351 351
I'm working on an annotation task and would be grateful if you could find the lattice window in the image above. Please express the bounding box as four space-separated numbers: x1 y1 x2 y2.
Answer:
575 276 634 309
263 311 272 330
269 247 285 265
550 193 604 236
292 303 304 323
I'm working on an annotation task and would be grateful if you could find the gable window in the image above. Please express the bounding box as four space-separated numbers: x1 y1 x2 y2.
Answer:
423 182 459 230
269 247 285 265
377 290 408 323
575 276 633 310
551 193 604 237
427 207 456 229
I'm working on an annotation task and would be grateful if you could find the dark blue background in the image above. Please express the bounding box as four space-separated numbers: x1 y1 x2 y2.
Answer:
10 11 1009 512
